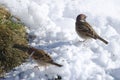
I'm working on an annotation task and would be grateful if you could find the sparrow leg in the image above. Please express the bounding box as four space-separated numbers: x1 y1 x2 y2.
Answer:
29 51 35 59
73 40 83 46
82 39 89 47
79 40 85 42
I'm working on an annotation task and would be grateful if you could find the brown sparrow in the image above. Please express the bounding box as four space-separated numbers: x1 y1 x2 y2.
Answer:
13 44 62 67
28 47 62 67
75 14 108 44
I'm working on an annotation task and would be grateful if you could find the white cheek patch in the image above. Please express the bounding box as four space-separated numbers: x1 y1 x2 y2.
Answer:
80 20 85 22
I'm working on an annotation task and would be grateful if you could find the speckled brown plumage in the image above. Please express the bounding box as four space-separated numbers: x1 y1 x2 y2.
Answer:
75 14 108 44
13 44 62 67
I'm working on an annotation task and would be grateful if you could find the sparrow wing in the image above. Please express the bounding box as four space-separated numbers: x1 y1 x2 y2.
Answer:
76 22 98 39
29 48 62 67
33 49 53 62
76 22 90 32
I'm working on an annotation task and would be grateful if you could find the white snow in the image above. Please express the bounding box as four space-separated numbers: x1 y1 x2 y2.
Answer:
0 0 120 80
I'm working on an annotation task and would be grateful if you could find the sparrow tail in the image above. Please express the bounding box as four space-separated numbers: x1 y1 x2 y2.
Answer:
51 62 63 67
97 36 108 44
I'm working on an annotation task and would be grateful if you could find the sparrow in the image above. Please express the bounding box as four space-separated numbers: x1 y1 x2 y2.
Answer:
13 44 62 67
75 14 108 44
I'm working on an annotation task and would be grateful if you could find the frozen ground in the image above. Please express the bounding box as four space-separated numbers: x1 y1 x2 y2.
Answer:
0 0 120 80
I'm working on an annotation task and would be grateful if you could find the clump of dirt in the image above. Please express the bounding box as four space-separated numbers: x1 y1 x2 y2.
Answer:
0 6 29 77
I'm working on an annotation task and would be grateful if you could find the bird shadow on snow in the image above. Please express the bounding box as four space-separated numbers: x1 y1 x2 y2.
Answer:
38 40 83 50
107 68 120 80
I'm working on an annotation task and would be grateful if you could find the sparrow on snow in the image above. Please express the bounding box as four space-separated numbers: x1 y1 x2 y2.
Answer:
75 14 108 44
13 44 62 67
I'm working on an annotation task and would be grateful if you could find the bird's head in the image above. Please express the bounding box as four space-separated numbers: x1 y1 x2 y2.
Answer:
76 14 87 22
